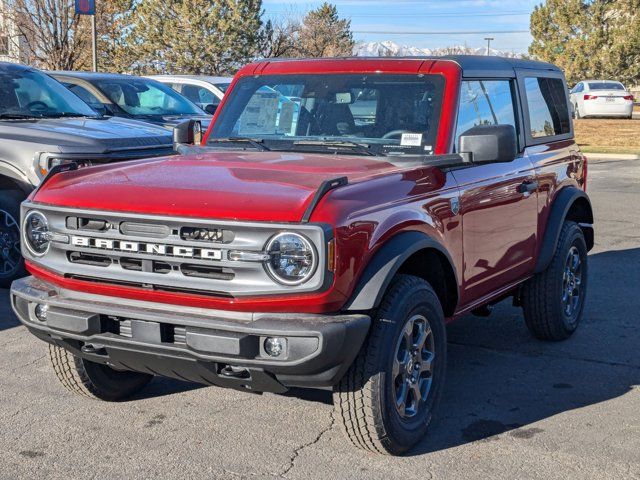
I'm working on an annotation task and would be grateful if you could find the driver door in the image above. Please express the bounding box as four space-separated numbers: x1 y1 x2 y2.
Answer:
452 79 539 308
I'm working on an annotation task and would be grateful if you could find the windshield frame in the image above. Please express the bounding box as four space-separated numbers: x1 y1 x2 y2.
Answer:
0 68 99 119
93 76 206 117
207 73 445 156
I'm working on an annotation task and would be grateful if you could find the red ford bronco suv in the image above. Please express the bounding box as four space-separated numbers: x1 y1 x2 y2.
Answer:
11 56 593 454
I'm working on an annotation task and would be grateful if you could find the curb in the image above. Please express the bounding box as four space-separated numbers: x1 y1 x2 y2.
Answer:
584 153 639 161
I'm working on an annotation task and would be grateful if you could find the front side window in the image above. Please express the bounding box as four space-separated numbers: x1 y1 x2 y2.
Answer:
210 73 444 156
524 77 570 139
0 69 98 119
95 77 204 117
65 83 103 109
181 84 218 106
455 80 516 146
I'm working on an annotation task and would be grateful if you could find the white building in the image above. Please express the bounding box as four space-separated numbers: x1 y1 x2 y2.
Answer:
0 1 27 64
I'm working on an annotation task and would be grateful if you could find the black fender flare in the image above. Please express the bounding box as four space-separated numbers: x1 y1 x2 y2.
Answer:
344 231 459 312
534 187 594 273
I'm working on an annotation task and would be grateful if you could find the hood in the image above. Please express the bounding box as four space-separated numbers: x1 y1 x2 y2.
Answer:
32 151 408 222
0 116 172 153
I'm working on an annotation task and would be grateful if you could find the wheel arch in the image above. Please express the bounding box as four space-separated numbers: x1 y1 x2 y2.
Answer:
0 164 32 194
343 231 459 317
534 186 594 274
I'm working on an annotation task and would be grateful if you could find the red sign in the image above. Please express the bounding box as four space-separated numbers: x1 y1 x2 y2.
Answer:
75 0 95 15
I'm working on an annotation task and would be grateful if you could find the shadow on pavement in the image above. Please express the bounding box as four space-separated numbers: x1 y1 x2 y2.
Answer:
0 290 20 332
409 247 640 455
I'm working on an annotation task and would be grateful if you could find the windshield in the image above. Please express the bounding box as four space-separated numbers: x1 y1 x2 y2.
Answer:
95 77 204 116
588 82 625 91
209 74 444 156
0 69 98 119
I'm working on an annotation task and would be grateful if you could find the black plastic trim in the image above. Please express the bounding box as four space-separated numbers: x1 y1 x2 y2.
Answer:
35 162 78 194
344 231 459 311
534 187 594 273
301 176 348 223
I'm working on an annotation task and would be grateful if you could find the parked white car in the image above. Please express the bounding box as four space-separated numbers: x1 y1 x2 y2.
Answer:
569 80 634 119
146 75 232 114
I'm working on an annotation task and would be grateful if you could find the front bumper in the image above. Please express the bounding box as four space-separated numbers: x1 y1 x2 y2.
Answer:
11 276 370 393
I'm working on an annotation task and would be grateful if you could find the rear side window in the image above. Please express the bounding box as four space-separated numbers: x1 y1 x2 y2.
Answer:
524 77 570 138
455 80 517 146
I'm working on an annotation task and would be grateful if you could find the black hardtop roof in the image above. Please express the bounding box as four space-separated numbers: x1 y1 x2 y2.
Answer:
440 55 560 76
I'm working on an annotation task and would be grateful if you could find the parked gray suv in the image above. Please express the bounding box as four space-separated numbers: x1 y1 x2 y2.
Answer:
0 62 174 286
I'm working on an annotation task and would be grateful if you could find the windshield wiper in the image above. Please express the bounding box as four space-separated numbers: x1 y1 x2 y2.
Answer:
292 140 380 156
40 112 95 119
0 113 38 119
208 137 271 151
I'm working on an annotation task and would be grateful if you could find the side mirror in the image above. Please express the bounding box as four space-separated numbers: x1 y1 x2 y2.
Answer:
204 104 217 115
458 124 517 164
173 119 202 152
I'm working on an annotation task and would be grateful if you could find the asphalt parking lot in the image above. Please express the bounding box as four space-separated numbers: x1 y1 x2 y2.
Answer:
1 158 639 479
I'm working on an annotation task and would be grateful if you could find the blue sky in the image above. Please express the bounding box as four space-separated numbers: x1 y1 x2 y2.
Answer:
262 0 541 54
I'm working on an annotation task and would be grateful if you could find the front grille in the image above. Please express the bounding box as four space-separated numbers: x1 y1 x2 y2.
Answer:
25 204 327 298
120 222 172 238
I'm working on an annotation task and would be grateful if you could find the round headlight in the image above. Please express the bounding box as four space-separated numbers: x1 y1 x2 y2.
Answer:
265 232 317 285
23 210 50 256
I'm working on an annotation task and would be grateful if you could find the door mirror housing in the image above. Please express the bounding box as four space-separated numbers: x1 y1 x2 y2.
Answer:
204 104 217 115
173 119 202 152
458 125 517 164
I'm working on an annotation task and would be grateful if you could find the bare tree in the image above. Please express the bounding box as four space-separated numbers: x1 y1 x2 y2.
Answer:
6 0 90 70
262 16 300 58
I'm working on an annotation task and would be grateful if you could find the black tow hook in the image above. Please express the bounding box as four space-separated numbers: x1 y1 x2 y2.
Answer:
219 365 251 379
81 344 108 356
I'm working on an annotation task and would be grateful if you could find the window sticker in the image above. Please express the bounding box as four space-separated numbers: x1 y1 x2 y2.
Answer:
400 133 423 146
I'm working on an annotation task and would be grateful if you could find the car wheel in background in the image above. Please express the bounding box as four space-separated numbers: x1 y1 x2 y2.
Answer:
334 275 446 455
0 190 26 288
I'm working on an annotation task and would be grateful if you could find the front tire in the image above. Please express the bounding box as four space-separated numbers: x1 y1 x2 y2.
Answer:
0 189 26 288
522 221 588 341
334 275 446 455
48 345 153 401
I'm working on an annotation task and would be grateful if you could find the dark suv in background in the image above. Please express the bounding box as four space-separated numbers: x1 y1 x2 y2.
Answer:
0 62 174 286
50 72 212 130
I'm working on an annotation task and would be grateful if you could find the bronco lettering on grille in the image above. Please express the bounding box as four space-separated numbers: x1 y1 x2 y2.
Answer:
70 235 223 261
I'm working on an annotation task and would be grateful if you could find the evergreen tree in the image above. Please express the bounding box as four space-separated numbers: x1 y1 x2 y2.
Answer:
126 0 264 75
530 0 640 86
295 3 353 58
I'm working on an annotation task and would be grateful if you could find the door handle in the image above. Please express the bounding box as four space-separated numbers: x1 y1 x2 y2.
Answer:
517 180 538 194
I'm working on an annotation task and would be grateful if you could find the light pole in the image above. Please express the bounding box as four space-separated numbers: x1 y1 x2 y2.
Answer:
91 13 97 72
484 37 494 56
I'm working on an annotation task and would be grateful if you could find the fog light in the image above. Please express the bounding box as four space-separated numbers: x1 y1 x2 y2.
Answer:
264 337 285 357
34 304 48 322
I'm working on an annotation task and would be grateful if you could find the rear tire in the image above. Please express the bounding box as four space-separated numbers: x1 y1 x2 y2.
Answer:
48 344 153 401
0 189 26 288
334 275 446 455
522 221 588 341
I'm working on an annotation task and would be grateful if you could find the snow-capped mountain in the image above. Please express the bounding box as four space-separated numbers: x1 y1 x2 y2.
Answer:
353 41 520 58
